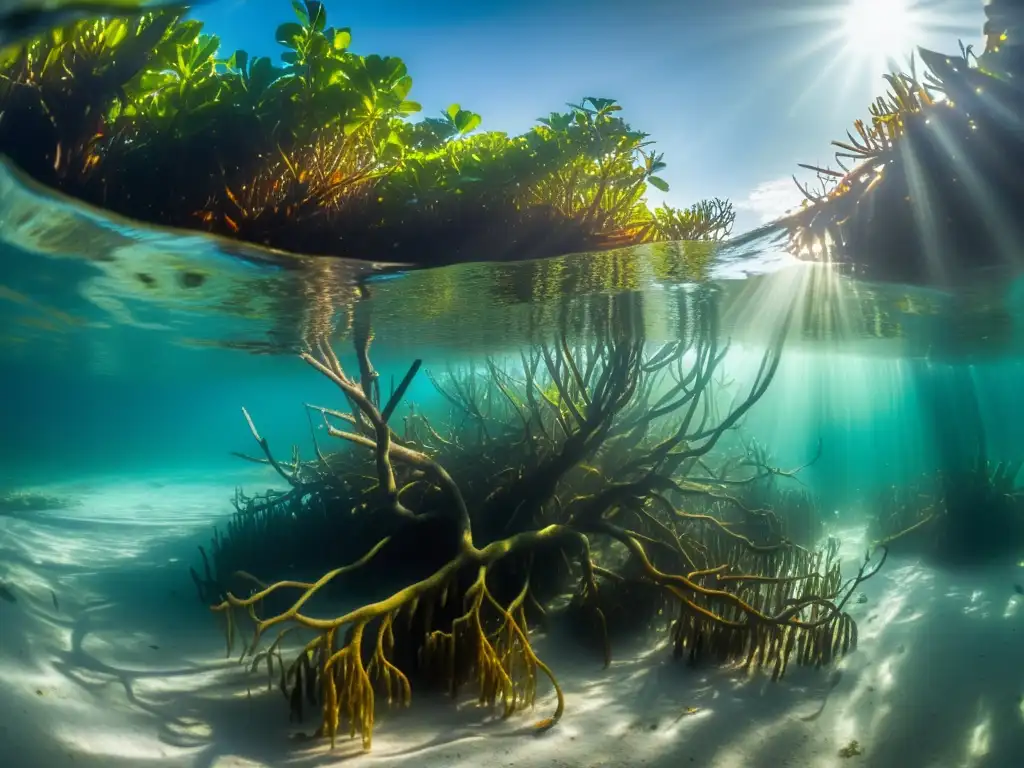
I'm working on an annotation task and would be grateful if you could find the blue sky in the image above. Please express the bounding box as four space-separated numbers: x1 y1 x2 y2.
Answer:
191 0 982 234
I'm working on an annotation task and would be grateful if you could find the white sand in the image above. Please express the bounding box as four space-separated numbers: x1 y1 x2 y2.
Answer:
2 471 1023 768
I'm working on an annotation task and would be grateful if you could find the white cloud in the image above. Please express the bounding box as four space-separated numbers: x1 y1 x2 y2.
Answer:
736 177 804 224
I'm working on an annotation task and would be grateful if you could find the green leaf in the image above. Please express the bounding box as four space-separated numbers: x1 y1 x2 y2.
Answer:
191 77 223 103
170 20 203 45
291 0 308 26
446 103 461 122
373 91 401 111
648 176 670 192
332 27 352 50
104 20 127 49
139 70 171 91
276 22 304 50
393 74 413 100
195 35 220 66
584 97 619 114
281 51 299 64
364 55 407 87
265 71 299 100
345 63 374 97
306 1 326 32
307 34 329 58
228 49 248 72
249 57 280 92
398 100 422 114
310 84 362 117
455 111 481 134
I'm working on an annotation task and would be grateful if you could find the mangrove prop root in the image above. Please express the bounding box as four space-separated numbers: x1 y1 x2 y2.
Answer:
212 524 580 749
209 324 883 751
212 499 881 751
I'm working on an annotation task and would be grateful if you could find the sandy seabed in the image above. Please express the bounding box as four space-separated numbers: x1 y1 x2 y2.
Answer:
1 470 1023 768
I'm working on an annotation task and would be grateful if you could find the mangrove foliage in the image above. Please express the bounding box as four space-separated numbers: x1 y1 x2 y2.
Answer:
786 0 1024 284
0 1 735 265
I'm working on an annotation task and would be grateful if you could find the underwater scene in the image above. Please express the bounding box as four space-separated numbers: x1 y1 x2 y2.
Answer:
2 0 1024 766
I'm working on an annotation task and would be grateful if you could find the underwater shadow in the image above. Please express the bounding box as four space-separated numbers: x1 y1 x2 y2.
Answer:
5 480 962 768
35 587 366 768
852 560 1024 768
691 554 1024 768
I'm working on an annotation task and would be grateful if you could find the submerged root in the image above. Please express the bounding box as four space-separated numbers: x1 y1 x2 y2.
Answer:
213 522 880 750
212 526 579 749
205 297 884 752
870 456 1024 560
424 564 563 729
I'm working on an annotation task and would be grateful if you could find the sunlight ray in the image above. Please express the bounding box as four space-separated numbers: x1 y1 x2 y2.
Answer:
901 130 952 286
718 0 979 105
922 111 1024 268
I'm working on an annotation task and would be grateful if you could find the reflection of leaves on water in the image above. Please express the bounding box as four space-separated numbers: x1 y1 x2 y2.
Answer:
14 315 64 333
649 241 717 284
0 283 88 333
174 337 294 356
894 293 940 316
78 281 173 331
0 1 191 48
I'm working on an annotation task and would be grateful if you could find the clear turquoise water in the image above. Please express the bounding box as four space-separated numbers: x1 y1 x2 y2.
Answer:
3 153 1024 767
3 158 1024 496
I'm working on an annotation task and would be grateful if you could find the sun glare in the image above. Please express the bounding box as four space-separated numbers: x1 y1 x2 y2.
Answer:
718 0 979 126
841 0 923 67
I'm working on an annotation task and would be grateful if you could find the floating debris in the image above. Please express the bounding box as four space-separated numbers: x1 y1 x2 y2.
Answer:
839 740 863 758
673 706 701 723
50 590 59 611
